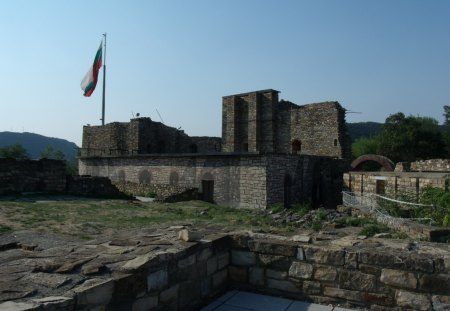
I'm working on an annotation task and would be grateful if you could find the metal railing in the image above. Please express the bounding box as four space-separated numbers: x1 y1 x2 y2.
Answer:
342 191 433 230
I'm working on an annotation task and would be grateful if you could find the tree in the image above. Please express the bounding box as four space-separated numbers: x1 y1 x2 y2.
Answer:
352 137 378 158
0 144 30 160
376 113 445 162
40 145 65 160
443 105 450 126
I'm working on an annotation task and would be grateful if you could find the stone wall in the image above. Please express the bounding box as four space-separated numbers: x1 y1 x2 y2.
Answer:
7 233 449 310
0 158 66 194
79 154 345 209
410 159 450 172
66 176 131 199
221 89 349 159
344 172 448 198
113 181 199 202
81 117 220 157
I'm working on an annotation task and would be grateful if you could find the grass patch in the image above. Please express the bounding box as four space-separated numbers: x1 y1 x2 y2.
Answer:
0 224 12 234
359 223 390 237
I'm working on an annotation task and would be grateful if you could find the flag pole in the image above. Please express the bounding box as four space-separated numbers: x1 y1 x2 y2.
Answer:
101 33 107 126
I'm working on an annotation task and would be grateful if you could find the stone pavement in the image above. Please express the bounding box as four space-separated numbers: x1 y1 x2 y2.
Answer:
201 290 354 311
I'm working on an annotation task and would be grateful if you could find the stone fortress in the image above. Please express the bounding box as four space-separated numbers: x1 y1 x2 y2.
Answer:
79 89 350 209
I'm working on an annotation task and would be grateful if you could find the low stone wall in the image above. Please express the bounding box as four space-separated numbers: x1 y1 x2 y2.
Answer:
66 176 131 199
0 158 66 195
4 232 449 310
411 159 450 172
113 181 199 202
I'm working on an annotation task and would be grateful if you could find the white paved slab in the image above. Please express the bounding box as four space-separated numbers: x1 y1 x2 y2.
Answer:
201 290 354 311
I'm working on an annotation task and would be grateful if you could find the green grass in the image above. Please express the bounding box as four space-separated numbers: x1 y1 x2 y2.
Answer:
0 198 292 238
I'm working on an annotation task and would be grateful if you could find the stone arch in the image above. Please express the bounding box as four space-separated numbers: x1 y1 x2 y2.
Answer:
292 139 301 154
351 154 395 172
138 169 151 184
169 171 179 185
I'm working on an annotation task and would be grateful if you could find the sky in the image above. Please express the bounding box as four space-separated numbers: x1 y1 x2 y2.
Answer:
0 0 449 146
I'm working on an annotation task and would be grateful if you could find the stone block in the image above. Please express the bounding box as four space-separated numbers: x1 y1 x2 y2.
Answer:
249 267 264 286
303 280 321 295
132 295 158 311
288 261 313 279
432 295 450 311
266 278 300 293
248 240 297 256
207 256 218 276
258 254 291 270
178 281 201 310
304 246 345 266
266 269 287 280
0 301 38 311
345 252 358 269
420 273 450 294
380 268 417 289
178 254 196 269
75 279 114 306
395 290 431 311
314 265 337 282
338 270 376 292
121 254 158 272
160 284 179 303
197 247 213 262
363 292 394 306
229 266 247 282
217 252 230 269
212 269 227 289
178 229 202 242
323 286 362 302
147 269 168 291
200 278 211 298
231 250 256 266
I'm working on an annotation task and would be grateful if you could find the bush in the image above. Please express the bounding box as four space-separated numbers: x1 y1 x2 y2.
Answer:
359 223 390 237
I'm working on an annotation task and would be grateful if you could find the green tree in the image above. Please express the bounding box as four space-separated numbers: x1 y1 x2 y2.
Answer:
352 137 378 158
40 145 65 160
377 113 445 162
443 105 450 126
0 144 30 160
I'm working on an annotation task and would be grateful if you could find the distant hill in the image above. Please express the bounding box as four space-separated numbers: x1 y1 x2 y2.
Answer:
346 122 383 143
0 132 79 160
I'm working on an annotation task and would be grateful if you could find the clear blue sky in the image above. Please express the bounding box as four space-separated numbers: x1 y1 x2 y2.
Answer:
1 0 449 146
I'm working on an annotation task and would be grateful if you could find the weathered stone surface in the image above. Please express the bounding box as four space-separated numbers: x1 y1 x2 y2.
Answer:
178 229 202 242
363 292 394 306
303 280 321 295
304 246 345 266
323 287 362 302
258 254 290 270
178 281 201 310
266 278 299 293
196 248 213 262
147 270 168 291
212 269 227 289
266 269 287 280
81 263 105 275
0 301 37 311
177 254 196 269
380 269 417 289
206 256 217 276
74 279 114 306
248 240 297 256
339 270 376 291
288 261 313 279
231 250 256 266
228 266 247 283
121 254 157 272
419 273 450 294
217 252 229 269
345 252 358 269
132 295 158 311
395 290 431 311
249 267 264 286
432 295 450 311
23 272 70 289
291 235 311 243
160 285 179 303
32 296 74 310
297 247 305 261
314 265 337 282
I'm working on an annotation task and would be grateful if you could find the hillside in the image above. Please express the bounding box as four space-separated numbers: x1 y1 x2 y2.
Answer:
0 132 79 160
346 122 383 143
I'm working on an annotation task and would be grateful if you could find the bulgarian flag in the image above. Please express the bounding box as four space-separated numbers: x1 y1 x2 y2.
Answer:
81 42 103 97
